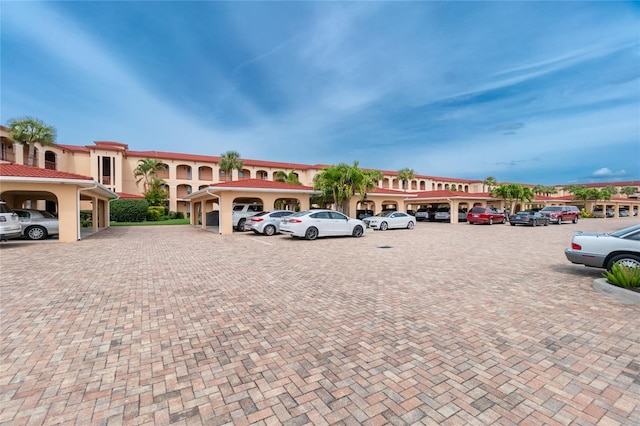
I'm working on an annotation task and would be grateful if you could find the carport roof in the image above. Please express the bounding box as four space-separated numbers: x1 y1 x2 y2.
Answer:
0 163 117 198
184 178 317 199
0 163 93 180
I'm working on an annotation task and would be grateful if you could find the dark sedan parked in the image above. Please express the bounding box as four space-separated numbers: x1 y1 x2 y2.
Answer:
509 210 550 227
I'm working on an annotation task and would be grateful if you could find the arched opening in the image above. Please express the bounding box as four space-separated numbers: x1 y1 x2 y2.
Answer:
257 170 268 180
1 190 59 240
44 151 57 170
198 166 213 181
239 169 251 180
156 163 170 179
420 181 426 191
176 184 192 199
274 197 301 211
381 200 398 211
176 164 192 180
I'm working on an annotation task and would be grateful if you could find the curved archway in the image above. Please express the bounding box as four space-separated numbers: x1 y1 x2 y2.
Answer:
44 150 57 170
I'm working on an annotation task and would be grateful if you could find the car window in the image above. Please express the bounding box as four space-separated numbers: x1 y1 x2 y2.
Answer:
0 203 13 214
15 211 30 219
328 211 347 220
40 211 56 218
233 205 244 212
470 207 485 213
310 211 331 219
273 211 293 218
249 205 263 212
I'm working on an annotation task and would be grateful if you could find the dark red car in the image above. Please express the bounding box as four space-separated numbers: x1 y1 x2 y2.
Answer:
467 206 507 225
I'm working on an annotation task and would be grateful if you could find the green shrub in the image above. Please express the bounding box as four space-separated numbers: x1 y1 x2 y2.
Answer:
111 199 149 222
80 210 93 221
603 264 640 289
175 211 184 220
146 206 165 221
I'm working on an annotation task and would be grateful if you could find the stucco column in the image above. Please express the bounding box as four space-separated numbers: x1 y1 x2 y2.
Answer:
450 200 459 224
168 184 177 212
92 198 99 233
14 142 25 164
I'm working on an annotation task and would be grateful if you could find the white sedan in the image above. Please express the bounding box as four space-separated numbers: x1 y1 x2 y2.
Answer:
363 211 415 231
279 209 365 240
564 224 640 271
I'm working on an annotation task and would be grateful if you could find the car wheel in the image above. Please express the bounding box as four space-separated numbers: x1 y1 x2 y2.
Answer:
264 225 276 236
236 218 246 231
572 216 578 224
380 221 388 231
352 225 364 238
544 220 549 226
531 219 537 227
25 226 47 240
556 218 562 225
488 218 493 225
407 221 414 229
501 217 506 224
510 222 516 226
305 227 318 240
606 254 640 271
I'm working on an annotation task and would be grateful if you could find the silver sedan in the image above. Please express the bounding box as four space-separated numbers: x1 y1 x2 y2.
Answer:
363 211 415 231
13 209 59 240
247 210 295 236
565 224 640 271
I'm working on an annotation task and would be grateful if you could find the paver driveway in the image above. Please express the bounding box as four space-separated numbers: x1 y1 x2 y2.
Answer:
1 219 639 425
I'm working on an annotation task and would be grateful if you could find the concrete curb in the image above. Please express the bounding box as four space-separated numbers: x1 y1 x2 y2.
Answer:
592 278 640 306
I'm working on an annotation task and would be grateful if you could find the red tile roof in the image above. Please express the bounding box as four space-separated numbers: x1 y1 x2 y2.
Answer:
0 163 93 180
209 179 314 191
117 192 145 199
55 144 90 153
367 187 418 196
413 190 489 198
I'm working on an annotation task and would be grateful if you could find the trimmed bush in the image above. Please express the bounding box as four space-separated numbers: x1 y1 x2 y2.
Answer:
111 199 149 222
146 206 165 222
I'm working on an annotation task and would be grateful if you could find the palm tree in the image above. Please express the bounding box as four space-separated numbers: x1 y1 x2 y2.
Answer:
397 167 415 191
134 158 164 192
219 150 243 181
542 186 558 196
312 161 380 215
6 117 57 166
532 184 546 195
483 176 498 192
275 169 300 184
621 186 639 198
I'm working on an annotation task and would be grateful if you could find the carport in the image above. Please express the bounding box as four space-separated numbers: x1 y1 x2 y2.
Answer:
184 179 317 235
408 190 503 224
351 187 418 215
0 163 117 242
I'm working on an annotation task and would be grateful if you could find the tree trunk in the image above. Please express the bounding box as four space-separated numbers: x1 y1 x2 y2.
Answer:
27 143 36 166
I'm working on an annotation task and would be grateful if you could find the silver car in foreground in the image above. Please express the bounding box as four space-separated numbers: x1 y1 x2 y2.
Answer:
564 224 640 271
13 208 59 240
363 211 415 231
279 209 365 240
247 210 295 236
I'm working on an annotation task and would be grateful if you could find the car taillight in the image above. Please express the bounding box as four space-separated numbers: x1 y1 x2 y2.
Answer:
0 217 6 222
251 218 264 222
288 219 302 223
571 243 582 250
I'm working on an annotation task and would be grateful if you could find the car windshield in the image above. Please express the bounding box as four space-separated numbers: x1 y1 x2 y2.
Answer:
470 207 485 213
517 211 534 215
542 207 562 211
252 212 268 217
375 211 394 217
40 211 56 218
608 224 640 238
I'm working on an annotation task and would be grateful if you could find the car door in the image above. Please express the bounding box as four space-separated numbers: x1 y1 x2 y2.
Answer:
389 212 407 229
309 211 332 235
328 211 350 235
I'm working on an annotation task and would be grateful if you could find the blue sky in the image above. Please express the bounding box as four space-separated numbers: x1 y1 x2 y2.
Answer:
2 1 639 186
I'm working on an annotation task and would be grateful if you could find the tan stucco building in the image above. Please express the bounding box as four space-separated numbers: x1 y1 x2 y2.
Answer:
1 125 639 237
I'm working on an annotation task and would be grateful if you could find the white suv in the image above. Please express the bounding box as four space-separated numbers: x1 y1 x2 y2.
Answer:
232 204 263 231
0 201 23 241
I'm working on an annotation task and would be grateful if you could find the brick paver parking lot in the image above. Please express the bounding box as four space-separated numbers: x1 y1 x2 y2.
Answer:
1 218 639 425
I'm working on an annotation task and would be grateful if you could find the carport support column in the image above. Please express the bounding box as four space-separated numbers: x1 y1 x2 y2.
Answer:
218 192 235 235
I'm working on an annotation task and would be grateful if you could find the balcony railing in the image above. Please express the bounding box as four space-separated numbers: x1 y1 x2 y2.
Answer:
102 176 111 185
45 160 57 170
